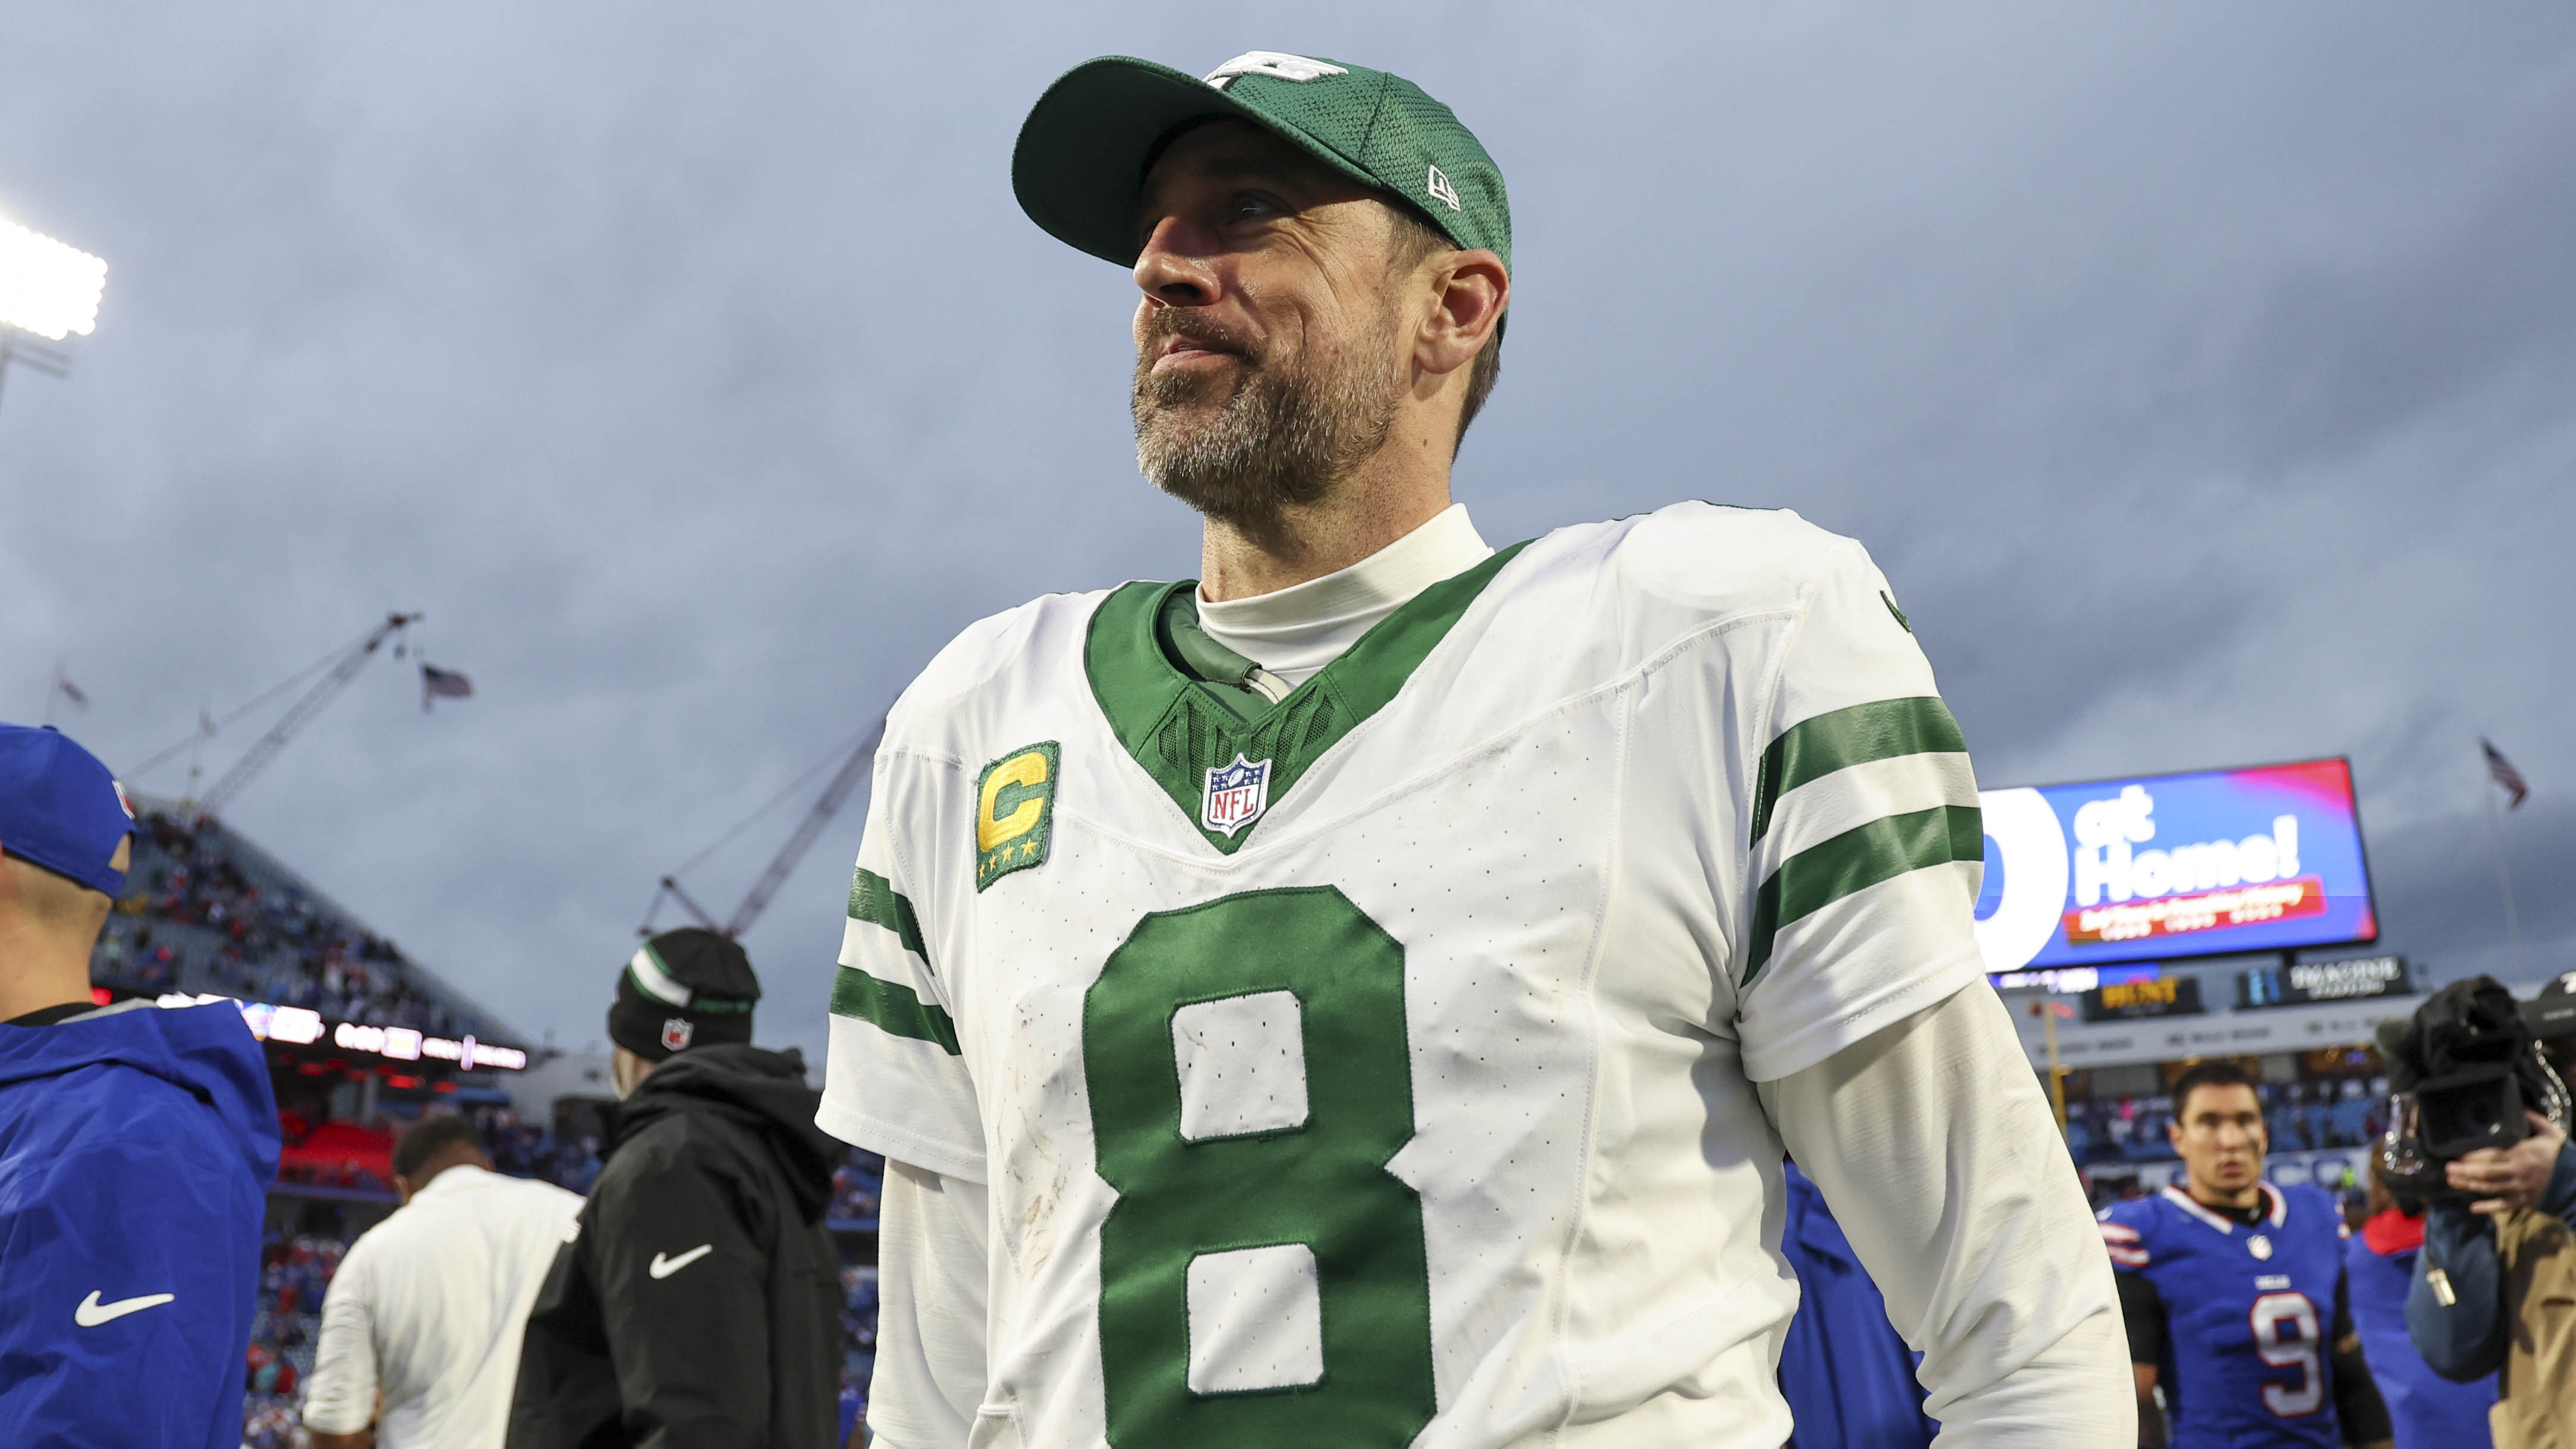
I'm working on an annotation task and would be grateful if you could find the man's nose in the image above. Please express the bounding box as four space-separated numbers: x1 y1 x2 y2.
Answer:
1134 214 1217 307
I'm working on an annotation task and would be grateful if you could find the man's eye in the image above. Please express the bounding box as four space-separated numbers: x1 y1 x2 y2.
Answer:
1229 195 1276 222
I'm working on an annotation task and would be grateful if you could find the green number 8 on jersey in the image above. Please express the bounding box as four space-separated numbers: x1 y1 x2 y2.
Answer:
1083 887 1436 1447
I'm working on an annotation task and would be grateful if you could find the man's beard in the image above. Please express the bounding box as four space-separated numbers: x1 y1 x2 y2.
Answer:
1131 309 1403 528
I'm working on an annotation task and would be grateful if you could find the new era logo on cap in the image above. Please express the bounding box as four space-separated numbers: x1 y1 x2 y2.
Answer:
1203 51 1348 88
1426 164 1462 212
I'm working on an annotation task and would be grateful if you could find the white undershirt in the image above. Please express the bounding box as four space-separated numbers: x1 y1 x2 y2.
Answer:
1195 503 1494 686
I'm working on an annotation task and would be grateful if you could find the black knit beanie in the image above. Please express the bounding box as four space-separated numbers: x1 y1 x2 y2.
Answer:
610 928 760 1061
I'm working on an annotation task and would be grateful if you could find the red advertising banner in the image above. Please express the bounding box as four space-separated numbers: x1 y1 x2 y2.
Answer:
2062 876 2329 947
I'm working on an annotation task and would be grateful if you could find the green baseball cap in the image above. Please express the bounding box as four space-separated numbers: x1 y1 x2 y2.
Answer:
1012 51 1511 275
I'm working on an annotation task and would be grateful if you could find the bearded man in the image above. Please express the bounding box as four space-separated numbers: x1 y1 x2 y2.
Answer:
819 50 2132 1449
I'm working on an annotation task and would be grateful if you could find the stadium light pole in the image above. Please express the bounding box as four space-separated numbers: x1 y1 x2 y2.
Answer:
0 213 109 421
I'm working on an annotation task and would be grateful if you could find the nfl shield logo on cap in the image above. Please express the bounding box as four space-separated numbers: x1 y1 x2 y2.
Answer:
660 1017 694 1052
1201 755 1272 838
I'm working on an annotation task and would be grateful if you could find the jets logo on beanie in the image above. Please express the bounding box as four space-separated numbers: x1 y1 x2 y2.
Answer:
611 928 759 1061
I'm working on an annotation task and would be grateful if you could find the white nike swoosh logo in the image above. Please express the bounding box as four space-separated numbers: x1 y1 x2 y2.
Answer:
648 1244 713 1280
74 1290 176 1327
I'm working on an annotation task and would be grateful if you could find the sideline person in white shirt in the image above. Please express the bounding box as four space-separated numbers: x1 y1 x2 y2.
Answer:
303 1117 584 1449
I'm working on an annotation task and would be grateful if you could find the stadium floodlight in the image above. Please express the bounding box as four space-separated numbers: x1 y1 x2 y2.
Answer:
0 215 108 341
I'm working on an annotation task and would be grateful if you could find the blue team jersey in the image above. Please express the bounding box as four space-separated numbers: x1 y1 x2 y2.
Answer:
2099 1183 2346 1449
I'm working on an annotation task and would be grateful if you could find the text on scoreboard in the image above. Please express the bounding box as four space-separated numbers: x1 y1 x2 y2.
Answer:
1974 757 2376 975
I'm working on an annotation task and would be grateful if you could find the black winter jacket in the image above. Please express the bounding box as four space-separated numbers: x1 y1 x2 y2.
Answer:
507 1045 845 1449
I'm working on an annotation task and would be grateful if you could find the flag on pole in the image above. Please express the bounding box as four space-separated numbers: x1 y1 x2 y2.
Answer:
420 664 474 712
2483 738 2529 809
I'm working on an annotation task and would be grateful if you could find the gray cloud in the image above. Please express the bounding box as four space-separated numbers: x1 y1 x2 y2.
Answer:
2 2 2569 1060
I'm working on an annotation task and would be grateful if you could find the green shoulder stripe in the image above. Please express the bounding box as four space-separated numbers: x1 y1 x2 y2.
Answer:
1741 803 1981 986
848 868 928 963
829 966 961 1055
1750 696 1966 846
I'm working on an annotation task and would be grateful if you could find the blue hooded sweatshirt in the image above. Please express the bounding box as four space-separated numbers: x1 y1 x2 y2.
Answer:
0 1000 280 1448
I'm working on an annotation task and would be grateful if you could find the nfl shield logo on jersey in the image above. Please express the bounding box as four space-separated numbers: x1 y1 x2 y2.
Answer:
1201 754 1273 838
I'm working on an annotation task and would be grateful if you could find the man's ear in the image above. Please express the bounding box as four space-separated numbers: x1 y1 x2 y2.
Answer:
1418 249 1507 378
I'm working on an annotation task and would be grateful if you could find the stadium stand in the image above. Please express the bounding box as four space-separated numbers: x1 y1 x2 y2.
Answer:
2057 1049 2390 1167
477 1104 606 1196
239 1227 341 1447
95 801 505 1039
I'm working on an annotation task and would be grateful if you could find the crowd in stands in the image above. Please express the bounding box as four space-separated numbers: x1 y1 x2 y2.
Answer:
833 1148 885 1224
2061 1072 2390 1165
841 1263 881 1433
240 1229 344 1449
273 1156 394 1195
476 1105 606 1197
90 808 493 1040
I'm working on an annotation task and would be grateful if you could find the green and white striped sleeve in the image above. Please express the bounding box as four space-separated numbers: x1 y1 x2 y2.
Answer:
1733 539 1988 1082
819 762 987 1182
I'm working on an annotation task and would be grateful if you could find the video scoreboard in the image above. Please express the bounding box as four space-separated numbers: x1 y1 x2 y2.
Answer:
1976 757 2376 976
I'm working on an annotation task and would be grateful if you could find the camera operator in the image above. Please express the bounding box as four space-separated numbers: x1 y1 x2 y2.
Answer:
2396 973 2576 1447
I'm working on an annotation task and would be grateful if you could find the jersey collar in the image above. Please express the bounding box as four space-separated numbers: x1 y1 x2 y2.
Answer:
2161 1180 2286 1234
413 1162 496 1200
1084 542 1527 854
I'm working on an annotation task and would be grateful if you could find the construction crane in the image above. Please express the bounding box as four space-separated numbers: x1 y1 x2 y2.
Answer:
195 613 419 818
643 714 885 941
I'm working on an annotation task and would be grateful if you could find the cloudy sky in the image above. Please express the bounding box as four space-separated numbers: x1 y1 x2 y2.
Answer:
2 2 2568 1060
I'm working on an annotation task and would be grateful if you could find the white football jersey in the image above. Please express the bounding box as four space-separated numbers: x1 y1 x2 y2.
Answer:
821 502 1988 1448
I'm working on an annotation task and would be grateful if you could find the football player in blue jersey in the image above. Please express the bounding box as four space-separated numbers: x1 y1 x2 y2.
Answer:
2099 1061 2393 1449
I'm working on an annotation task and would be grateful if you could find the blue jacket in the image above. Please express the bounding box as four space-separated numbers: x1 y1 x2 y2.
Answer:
0 1001 280 1448
1778 1163 1937 1449
2344 1224 2493 1448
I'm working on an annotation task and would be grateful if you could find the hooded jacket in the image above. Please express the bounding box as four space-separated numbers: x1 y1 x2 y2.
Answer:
0 999 281 1449
508 1043 844 1449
